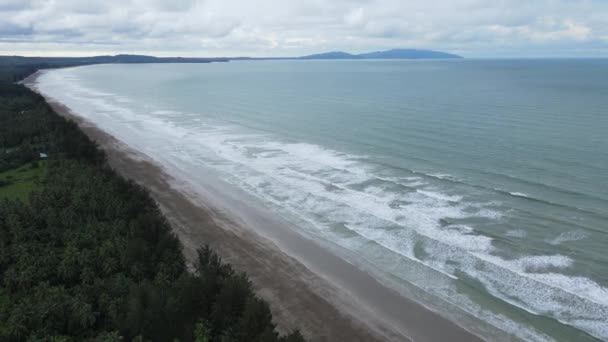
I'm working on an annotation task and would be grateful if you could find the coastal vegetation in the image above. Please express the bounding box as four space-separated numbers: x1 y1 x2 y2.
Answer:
0 64 304 341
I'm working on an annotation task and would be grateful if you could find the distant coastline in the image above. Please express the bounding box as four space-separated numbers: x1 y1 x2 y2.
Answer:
1 48 462 70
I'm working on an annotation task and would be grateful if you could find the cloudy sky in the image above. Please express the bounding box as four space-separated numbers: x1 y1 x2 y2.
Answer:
1 0 607 58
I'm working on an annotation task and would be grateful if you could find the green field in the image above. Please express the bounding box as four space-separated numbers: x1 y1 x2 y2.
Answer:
0 160 47 201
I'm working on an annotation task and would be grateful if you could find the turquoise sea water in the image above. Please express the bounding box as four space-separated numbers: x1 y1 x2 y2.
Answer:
37 60 608 341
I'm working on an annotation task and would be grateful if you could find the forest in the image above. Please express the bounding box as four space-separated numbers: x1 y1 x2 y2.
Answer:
0 64 305 342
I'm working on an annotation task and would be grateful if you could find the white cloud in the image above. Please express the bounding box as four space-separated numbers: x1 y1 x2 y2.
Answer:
488 19 591 43
345 8 366 28
0 0 607 57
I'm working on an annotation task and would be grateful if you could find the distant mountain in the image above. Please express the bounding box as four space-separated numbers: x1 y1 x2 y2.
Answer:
357 49 462 59
299 51 357 60
299 48 462 60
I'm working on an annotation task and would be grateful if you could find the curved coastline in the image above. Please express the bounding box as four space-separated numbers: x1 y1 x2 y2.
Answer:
24 69 489 342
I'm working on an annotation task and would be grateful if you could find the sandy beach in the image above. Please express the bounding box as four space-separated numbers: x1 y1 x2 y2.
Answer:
25 71 487 342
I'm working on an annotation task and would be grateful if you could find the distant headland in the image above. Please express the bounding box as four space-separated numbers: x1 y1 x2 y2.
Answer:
298 49 463 60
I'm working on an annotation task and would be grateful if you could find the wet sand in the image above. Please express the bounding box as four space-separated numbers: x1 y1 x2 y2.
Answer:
25 70 486 342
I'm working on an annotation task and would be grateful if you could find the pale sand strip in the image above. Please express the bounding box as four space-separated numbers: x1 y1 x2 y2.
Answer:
26 71 487 342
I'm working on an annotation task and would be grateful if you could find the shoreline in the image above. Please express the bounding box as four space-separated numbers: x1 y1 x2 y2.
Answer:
25 70 486 342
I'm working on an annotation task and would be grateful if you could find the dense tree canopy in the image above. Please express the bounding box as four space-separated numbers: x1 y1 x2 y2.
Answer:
0 65 304 342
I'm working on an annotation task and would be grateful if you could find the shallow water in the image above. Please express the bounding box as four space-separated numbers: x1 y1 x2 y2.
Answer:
37 59 608 341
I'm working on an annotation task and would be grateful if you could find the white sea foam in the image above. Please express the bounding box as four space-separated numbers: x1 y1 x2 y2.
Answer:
475 208 504 220
416 189 463 202
470 252 608 334
513 255 573 271
509 192 530 198
547 230 589 245
426 173 456 180
374 175 428 188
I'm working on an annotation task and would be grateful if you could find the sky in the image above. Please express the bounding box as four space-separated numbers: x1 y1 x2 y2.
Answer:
1 0 607 58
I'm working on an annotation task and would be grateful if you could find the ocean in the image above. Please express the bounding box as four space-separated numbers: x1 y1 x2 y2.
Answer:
36 59 608 341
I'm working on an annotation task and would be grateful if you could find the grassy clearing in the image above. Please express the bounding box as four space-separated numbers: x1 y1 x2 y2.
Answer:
0 160 47 201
